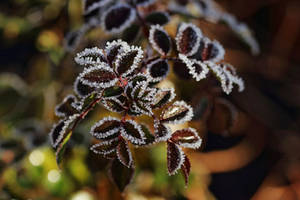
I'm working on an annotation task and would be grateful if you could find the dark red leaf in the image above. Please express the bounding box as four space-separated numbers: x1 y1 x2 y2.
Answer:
74 77 96 98
117 138 133 168
109 158 135 192
121 120 146 145
147 59 169 82
102 4 136 34
79 65 118 88
160 101 193 124
90 138 119 159
55 95 79 118
145 11 170 25
181 155 191 186
167 141 185 175
90 117 121 140
149 25 172 55
171 128 202 149
154 121 171 142
176 23 202 56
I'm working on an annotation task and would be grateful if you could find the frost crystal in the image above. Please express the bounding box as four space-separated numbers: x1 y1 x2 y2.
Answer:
90 116 121 139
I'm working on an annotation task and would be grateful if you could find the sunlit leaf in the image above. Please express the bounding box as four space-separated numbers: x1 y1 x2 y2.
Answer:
171 128 202 149
152 88 175 109
160 101 193 124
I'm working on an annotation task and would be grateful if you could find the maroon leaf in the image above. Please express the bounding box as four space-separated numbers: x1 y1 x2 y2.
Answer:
102 96 127 113
79 64 118 88
90 117 121 140
120 120 146 145
176 23 202 56
49 114 79 149
152 88 175 109
140 124 155 145
115 46 143 77
149 25 172 56
90 138 119 158
154 120 172 142
55 95 79 118
181 155 191 186
74 77 96 98
160 101 193 124
117 138 133 168
167 141 185 175
171 128 202 149
108 157 135 192
102 4 136 34
147 59 169 82
75 47 107 66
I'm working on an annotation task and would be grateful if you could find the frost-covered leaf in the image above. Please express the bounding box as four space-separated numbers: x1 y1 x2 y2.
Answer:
176 23 202 56
121 120 146 145
171 128 202 149
122 24 140 43
49 114 79 149
160 101 193 124
147 59 169 82
83 0 112 14
221 63 245 92
102 96 127 113
115 45 143 77
149 25 172 56
102 3 136 34
105 40 129 65
145 11 170 25
134 0 156 7
55 95 79 118
103 86 123 98
75 47 107 66
109 157 134 192
90 138 119 158
167 141 185 175
78 64 118 88
181 155 190 186
117 138 133 168
74 77 96 98
90 117 121 140
152 88 175 109
140 124 155 145
201 40 225 62
178 54 209 81
154 120 172 142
